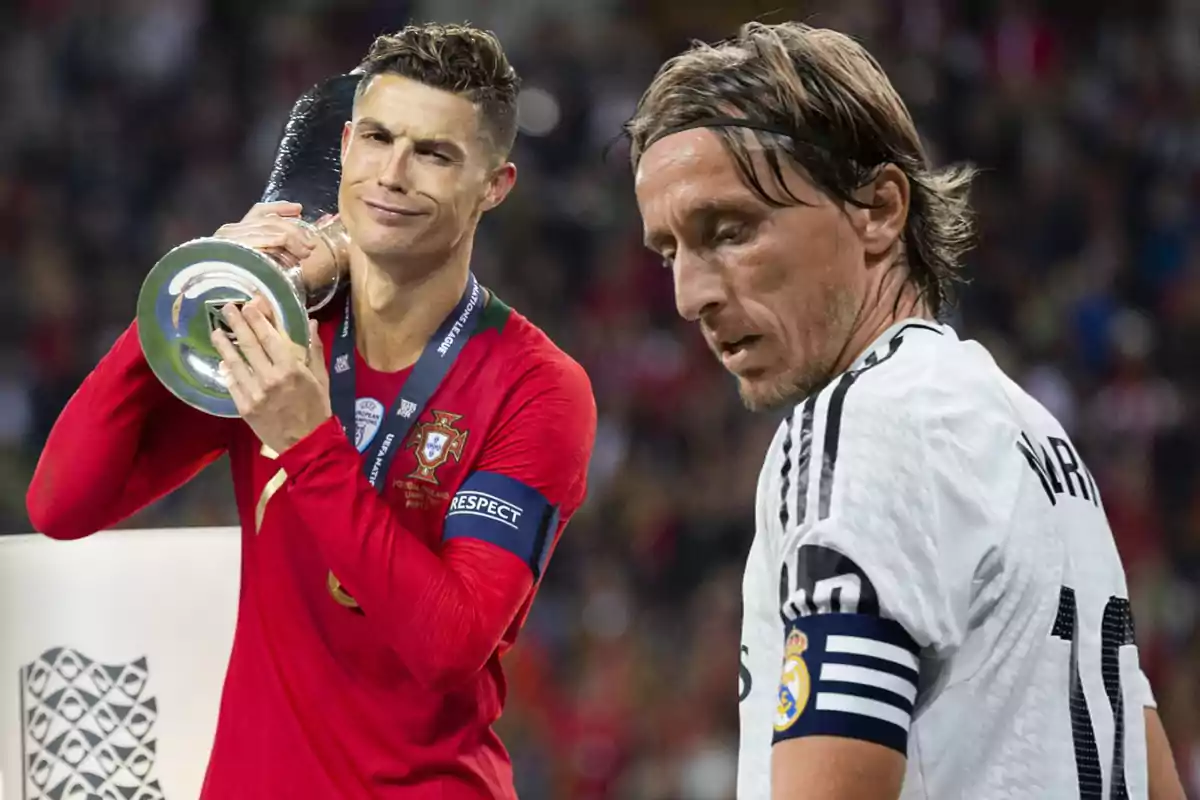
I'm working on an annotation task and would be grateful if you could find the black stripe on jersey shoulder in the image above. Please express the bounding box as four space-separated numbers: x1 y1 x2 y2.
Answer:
778 411 795 530
789 394 819 529
817 333 907 520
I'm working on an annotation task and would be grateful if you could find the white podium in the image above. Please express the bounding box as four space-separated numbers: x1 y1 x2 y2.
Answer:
0 528 240 800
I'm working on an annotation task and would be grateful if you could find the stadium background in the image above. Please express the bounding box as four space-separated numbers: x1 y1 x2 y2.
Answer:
2 0 1198 797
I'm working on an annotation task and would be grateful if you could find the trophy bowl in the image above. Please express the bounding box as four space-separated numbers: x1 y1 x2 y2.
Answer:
136 236 317 418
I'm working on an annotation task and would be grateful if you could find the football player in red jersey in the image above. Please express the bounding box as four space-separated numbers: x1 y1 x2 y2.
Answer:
27 23 597 800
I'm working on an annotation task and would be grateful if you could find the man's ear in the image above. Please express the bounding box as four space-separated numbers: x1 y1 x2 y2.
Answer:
341 121 353 163
853 164 910 258
480 163 517 212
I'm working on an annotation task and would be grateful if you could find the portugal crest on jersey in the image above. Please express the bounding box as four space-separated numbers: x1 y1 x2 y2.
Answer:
407 411 468 485
774 629 811 732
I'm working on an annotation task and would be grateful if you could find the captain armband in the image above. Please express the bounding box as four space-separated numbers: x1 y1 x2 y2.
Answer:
773 544 921 754
772 612 920 755
443 471 559 579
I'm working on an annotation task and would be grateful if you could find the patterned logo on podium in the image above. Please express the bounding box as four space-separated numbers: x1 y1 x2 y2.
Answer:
19 647 164 800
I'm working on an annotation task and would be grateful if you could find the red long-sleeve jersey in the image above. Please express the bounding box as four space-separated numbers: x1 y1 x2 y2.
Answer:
27 293 597 799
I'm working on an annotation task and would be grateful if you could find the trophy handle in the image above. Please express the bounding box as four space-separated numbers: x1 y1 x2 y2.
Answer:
293 216 350 314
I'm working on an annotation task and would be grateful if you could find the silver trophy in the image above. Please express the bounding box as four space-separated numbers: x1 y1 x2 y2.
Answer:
137 72 361 417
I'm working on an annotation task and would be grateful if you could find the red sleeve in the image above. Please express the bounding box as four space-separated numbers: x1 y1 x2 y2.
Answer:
277 355 596 690
26 321 234 539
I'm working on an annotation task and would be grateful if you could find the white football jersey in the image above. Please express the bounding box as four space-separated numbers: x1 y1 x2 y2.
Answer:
738 319 1155 799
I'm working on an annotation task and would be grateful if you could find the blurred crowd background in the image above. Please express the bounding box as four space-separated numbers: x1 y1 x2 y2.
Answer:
2 0 1199 797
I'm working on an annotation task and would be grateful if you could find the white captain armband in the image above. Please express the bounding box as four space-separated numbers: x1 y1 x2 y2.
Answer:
444 471 560 579
771 613 920 754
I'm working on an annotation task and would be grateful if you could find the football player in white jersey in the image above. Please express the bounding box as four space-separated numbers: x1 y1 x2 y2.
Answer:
625 21 1187 800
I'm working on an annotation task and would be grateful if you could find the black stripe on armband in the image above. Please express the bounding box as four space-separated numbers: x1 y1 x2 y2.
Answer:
771 612 921 755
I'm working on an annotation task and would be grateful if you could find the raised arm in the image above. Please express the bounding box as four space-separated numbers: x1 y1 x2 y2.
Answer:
27 202 318 538
26 320 234 538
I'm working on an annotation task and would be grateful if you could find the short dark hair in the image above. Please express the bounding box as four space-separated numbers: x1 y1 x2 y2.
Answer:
357 23 521 159
625 22 977 316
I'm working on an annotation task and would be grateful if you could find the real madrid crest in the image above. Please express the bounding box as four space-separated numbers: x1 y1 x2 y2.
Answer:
774 628 811 732
407 410 469 485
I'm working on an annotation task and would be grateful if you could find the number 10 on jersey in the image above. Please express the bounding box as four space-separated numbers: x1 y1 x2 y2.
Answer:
1051 586 1136 800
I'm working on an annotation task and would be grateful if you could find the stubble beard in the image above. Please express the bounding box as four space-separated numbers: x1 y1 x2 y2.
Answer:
735 288 859 413
736 362 829 412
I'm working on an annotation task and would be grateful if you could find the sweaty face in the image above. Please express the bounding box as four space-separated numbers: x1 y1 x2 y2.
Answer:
339 74 498 263
634 129 867 411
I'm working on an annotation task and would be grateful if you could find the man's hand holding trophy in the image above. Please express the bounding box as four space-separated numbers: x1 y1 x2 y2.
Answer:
205 202 343 455
137 72 359 418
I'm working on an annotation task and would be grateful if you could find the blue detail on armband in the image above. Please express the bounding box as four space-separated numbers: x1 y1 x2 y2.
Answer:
772 613 921 755
444 471 560 579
